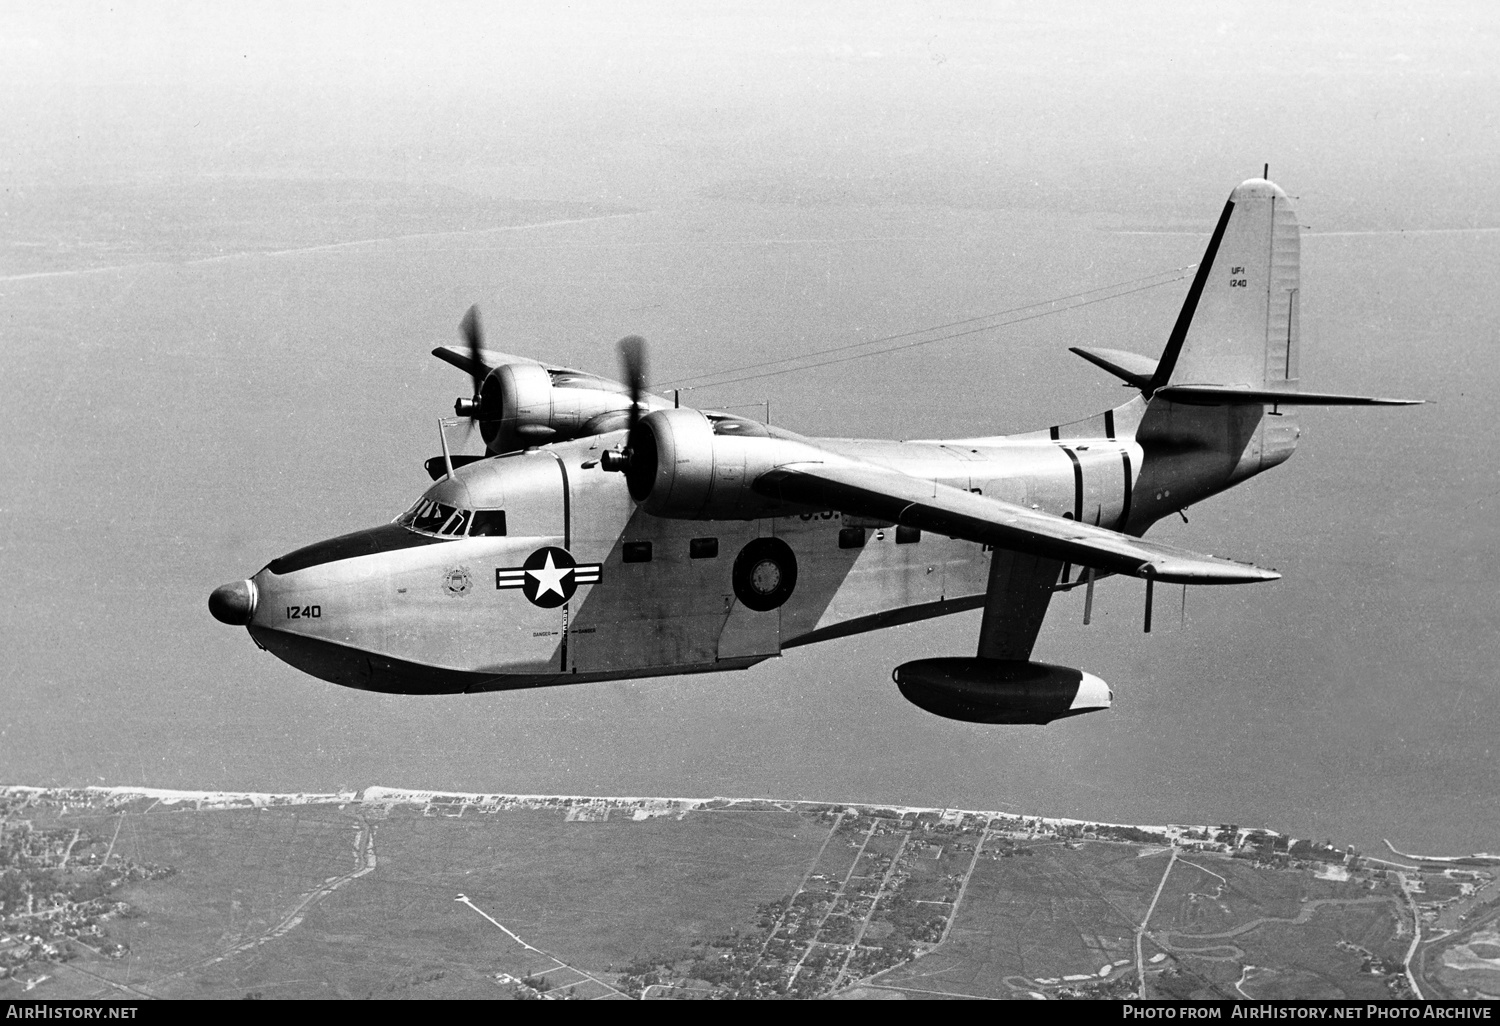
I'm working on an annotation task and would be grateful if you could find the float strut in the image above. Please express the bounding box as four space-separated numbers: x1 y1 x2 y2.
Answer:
1083 568 1096 625
1143 574 1154 634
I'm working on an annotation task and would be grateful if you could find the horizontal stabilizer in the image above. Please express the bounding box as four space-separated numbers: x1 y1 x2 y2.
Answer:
1153 385 1424 407
1069 347 1159 389
755 460 1280 585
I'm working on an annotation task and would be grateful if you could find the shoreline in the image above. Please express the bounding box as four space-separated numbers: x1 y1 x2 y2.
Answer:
0 783 1263 842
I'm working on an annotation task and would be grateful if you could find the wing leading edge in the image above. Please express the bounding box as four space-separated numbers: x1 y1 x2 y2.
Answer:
431 345 548 378
754 459 1278 585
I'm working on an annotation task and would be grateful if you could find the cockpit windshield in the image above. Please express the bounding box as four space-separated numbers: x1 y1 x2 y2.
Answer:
396 499 507 538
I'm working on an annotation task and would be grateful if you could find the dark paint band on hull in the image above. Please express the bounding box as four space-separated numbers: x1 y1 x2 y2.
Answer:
1060 446 1084 521
247 626 770 695
264 524 451 576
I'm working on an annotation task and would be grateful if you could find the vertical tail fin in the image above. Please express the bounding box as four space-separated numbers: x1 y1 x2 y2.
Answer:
1150 179 1300 393
1125 177 1417 529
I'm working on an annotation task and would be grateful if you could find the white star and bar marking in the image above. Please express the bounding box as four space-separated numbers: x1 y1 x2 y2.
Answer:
495 547 602 607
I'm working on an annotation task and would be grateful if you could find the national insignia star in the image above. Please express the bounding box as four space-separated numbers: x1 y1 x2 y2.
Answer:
526 552 572 598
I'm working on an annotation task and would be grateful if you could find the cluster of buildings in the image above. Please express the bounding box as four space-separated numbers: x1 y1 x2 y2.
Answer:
0 812 168 982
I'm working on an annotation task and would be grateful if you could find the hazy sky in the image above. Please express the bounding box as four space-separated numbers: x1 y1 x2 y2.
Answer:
2 2 1497 857
6 2 1496 219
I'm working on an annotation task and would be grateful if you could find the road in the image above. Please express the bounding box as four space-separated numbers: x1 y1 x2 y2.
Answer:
1135 846 1178 997
454 893 630 1000
1394 873 1426 999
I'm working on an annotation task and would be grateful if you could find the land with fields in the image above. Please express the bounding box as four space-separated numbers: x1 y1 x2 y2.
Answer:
1 785 1492 1000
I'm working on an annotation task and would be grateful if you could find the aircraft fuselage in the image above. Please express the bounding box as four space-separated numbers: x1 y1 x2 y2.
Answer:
236 396 1292 694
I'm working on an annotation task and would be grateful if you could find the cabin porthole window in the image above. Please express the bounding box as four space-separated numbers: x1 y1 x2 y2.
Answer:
732 538 798 612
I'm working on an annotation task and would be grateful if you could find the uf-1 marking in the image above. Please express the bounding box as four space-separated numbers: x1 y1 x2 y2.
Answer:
209 178 1420 725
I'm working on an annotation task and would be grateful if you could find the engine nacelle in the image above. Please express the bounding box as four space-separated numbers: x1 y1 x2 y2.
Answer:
623 408 816 520
477 364 642 455
893 658 1112 724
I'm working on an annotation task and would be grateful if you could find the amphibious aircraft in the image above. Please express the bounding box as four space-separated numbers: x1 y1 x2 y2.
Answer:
209 178 1419 724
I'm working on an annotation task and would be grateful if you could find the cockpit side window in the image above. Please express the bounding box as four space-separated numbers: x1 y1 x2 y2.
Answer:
469 510 507 537
444 508 472 536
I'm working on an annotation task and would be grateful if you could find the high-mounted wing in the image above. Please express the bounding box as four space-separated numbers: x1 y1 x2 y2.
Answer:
754 457 1277 585
431 344 548 379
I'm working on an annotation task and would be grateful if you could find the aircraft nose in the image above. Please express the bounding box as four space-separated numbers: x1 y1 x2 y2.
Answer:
209 579 258 626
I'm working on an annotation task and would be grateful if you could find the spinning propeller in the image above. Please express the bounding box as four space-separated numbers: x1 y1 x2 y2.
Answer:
443 304 652 464
453 304 488 424
618 333 647 435
602 334 648 472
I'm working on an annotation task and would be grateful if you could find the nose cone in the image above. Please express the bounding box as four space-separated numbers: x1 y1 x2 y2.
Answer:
209 579 258 625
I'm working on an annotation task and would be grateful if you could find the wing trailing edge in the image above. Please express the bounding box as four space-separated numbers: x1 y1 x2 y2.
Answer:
755 460 1279 585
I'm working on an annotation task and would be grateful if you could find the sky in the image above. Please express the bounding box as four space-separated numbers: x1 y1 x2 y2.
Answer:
2 1 1497 857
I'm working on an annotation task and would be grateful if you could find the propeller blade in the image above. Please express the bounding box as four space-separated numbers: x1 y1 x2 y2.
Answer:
598 335 649 474
460 305 485 402
618 334 647 436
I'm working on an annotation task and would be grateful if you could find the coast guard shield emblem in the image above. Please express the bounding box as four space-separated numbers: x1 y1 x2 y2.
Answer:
495 547 602 608
442 565 473 597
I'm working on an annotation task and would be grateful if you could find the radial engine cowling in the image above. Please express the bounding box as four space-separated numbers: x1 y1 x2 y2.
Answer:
893 658 1113 724
477 364 642 455
623 408 814 520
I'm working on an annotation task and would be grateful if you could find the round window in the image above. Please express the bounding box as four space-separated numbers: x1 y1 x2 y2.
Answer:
749 559 782 594
733 538 798 612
